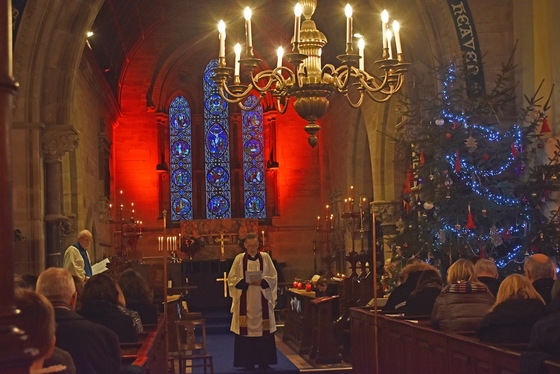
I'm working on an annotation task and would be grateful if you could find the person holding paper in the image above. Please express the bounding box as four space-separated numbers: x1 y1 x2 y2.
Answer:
228 232 278 371
63 230 93 282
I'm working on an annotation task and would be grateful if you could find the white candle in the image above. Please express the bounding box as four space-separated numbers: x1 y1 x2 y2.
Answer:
244 7 253 49
218 20 226 58
392 20 402 54
358 38 365 70
386 29 393 59
234 43 241 76
262 230 265 246
294 3 302 45
345 4 353 46
277 47 284 68
381 10 389 50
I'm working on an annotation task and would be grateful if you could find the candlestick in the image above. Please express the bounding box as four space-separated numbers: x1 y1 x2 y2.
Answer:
218 20 226 58
317 215 321 230
386 29 393 59
350 185 354 201
330 214 334 229
325 204 329 219
294 3 302 47
244 7 253 51
393 20 402 54
358 38 365 70
381 10 389 50
277 46 284 68
344 199 348 213
234 43 241 77
345 4 353 52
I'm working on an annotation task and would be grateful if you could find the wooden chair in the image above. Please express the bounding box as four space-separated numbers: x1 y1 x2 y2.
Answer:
174 319 214 374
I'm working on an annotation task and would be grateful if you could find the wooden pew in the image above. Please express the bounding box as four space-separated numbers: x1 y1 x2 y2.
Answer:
350 308 560 374
119 314 167 373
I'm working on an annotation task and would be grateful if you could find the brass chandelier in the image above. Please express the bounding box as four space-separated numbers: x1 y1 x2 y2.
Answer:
212 0 410 147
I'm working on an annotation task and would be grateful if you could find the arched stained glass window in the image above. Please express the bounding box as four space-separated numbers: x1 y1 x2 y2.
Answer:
203 59 231 218
242 95 266 218
169 95 193 221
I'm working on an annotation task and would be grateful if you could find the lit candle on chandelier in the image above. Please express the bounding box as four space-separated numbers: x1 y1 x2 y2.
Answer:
277 46 284 69
317 216 321 230
234 43 241 77
358 38 365 70
392 20 402 55
262 230 265 246
381 10 389 50
218 20 226 59
244 7 253 51
330 214 334 229
344 198 348 213
294 3 302 46
325 205 329 219
386 29 393 59
345 4 353 50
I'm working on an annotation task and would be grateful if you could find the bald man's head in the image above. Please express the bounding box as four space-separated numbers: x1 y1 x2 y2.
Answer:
525 254 555 282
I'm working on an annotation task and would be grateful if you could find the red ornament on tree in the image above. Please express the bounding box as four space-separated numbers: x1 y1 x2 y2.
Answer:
511 143 517 158
455 150 461 172
483 153 490 161
541 116 551 133
445 133 451 139
466 204 476 229
419 150 425 165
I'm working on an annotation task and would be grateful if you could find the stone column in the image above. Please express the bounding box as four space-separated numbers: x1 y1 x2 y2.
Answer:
42 127 79 268
0 0 31 371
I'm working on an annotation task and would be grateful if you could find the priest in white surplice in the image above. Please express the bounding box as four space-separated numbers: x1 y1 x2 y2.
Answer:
228 232 278 371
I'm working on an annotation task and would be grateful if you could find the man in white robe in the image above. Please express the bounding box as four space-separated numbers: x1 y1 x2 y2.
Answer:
228 232 278 371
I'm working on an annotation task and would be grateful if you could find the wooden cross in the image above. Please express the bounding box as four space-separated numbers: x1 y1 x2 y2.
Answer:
216 271 228 297
215 232 230 262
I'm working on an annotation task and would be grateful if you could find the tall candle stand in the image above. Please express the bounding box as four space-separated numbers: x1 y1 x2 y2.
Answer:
317 205 336 278
109 190 142 259
341 193 362 278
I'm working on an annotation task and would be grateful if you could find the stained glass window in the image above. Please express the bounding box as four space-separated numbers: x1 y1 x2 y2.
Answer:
203 59 231 218
242 95 266 218
169 95 193 221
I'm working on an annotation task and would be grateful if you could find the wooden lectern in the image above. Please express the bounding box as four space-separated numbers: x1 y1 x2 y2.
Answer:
310 295 341 364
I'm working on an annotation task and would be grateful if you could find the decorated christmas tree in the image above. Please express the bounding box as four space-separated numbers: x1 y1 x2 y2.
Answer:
392 56 560 275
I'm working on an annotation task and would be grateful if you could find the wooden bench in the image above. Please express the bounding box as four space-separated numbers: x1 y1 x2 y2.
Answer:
120 314 166 373
350 308 560 374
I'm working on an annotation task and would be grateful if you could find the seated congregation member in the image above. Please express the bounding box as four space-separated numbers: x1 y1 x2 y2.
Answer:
545 278 560 315
118 268 159 324
474 259 501 297
116 284 144 333
36 268 121 374
525 254 555 304
431 259 495 331
476 274 545 343
79 273 139 343
404 268 443 317
382 260 434 312
15 288 73 374
314 276 337 297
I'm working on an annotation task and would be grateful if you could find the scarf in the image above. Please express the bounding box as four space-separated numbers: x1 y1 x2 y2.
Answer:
75 242 93 277
239 252 270 336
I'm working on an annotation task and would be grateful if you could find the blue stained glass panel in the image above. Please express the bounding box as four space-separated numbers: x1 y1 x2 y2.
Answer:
242 95 266 218
169 96 193 220
204 59 231 218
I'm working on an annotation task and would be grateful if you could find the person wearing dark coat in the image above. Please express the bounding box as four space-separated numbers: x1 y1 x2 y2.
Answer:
525 253 556 304
37 268 121 374
382 261 435 312
476 274 545 343
404 269 442 317
118 268 159 325
474 259 501 297
431 259 495 332
79 273 138 343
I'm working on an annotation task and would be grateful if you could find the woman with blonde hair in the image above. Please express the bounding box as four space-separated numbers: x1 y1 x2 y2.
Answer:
431 259 495 331
476 274 545 343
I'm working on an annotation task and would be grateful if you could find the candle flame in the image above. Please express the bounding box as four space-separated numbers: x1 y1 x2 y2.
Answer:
234 43 241 54
218 20 225 33
392 20 400 32
294 3 302 17
358 38 365 50
345 4 352 18
381 10 389 23
244 7 252 21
